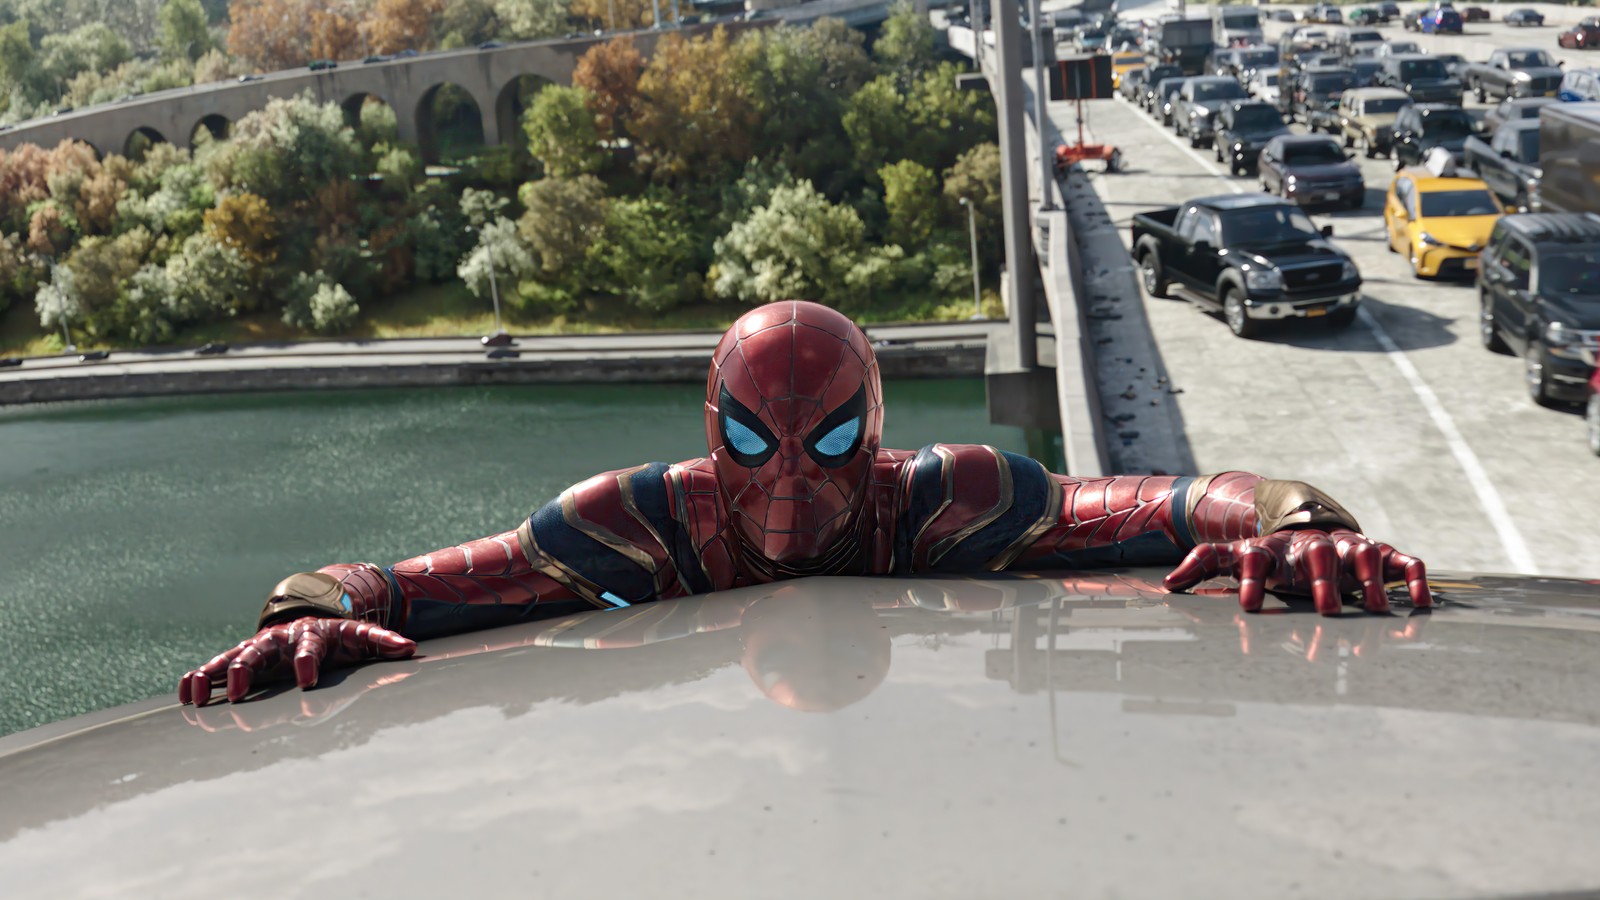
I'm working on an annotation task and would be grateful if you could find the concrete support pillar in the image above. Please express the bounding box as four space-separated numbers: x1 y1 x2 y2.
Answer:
395 99 420 146
994 0 1037 370
475 89 501 147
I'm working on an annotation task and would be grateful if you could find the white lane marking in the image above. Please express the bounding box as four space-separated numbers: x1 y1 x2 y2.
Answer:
1356 306 1540 574
1131 105 1540 575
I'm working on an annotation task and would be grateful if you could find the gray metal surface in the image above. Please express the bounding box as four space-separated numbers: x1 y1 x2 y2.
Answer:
2 570 1599 898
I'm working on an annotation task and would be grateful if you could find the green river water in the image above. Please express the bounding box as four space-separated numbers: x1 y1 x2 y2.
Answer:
0 380 1031 737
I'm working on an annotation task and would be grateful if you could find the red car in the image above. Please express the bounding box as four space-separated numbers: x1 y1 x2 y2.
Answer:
1559 18 1600 49
1463 6 1490 22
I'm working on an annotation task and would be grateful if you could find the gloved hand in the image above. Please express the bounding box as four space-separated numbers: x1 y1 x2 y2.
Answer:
1162 528 1432 615
178 617 415 707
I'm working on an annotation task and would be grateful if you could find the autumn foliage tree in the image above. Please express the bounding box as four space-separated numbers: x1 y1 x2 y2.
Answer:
573 38 644 142
362 0 442 55
227 0 311 71
204 192 279 268
570 0 654 30
634 28 759 180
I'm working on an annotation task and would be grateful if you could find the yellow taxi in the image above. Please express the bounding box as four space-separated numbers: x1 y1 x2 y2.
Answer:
1383 170 1504 278
1110 52 1145 90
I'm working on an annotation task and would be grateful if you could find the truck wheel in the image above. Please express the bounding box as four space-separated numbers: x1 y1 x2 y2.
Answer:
1140 250 1170 299
1342 131 1354 148
1363 137 1377 159
1526 342 1557 407
1514 190 1531 214
1327 306 1357 330
1475 84 1488 103
1222 288 1258 338
1587 394 1600 457
1479 295 1511 354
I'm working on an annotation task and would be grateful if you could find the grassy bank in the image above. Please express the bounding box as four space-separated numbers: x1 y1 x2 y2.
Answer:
0 281 1006 357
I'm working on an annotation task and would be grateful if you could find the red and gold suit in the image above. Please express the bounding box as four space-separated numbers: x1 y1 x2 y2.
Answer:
181 301 1431 705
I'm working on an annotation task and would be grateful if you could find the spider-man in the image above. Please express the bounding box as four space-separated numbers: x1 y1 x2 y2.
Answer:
180 301 1432 706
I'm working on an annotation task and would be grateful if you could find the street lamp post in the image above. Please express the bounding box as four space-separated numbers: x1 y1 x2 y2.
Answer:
959 197 982 319
467 225 508 345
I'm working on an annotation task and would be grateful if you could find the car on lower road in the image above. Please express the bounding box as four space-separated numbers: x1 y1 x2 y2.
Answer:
1389 103 1477 170
1477 214 1600 406
1383 170 1503 278
1419 6 1463 33
1258 133 1366 210
1462 6 1490 22
1286 65 1358 132
1173 76 1250 147
1377 54 1463 106
1483 96 1559 136
1132 194 1362 337
1465 47 1564 102
1559 18 1600 50
1334 86 1413 158
1504 8 1545 27
1137 64 1185 110
1213 100 1291 173
1464 119 1543 212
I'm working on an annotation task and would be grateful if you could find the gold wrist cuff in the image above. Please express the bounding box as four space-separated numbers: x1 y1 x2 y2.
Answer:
1254 480 1361 535
257 571 352 630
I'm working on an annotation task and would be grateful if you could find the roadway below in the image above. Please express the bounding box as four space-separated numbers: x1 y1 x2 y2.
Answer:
1051 16 1600 579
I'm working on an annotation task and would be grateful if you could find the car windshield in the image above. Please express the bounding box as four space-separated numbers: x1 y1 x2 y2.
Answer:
1363 97 1409 114
1232 106 1284 130
1513 103 1549 119
1151 66 1183 82
1507 51 1555 67
1219 205 1322 245
1281 141 1346 164
1311 73 1357 92
1259 72 1281 86
1354 61 1382 80
1241 50 1279 67
1419 190 1500 216
1420 111 1473 139
1225 14 1260 28
1399 60 1447 80
1193 81 1248 100
1516 128 1541 160
1351 31 1382 41
1538 251 1600 295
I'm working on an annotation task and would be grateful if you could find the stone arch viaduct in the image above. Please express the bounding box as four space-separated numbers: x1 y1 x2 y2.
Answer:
0 24 755 163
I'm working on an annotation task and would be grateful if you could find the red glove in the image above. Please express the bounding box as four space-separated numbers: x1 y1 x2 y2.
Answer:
1162 528 1432 615
178 617 416 707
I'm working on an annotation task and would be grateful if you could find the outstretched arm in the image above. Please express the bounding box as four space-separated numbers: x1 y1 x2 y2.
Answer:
181 462 697 705
894 445 1430 614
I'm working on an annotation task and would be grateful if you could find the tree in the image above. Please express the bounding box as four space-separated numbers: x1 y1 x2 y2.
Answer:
192 48 231 84
34 259 82 333
61 227 154 336
634 28 759 179
492 0 568 40
159 0 212 62
873 1 937 79
0 20 43 106
227 0 311 71
458 216 536 303
459 186 509 227
516 175 607 275
880 159 939 247
39 24 133 96
206 94 364 208
843 63 995 185
570 0 653 30
712 178 869 305
308 280 360 332
362 0 441 55
745 20 873 196
522 85 604 178
203 192 278 267
435 0 501 48
309 7 363 61
587 193 701 312
573 38 643 141
942 141 1002 270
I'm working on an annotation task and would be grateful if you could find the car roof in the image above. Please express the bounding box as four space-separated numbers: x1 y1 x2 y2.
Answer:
1498 118 1540 132
1348 86 1410 99
1498 213 1600 243
6 569 1600 898
1272 133 1342 146
1385 53 1440 62
1399 171 1492 192
1413 103 1468 113
1193 193 1294 210
1306 65 1356 75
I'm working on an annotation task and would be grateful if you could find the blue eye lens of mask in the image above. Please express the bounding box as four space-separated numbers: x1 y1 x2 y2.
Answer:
724 416 769 456
813 417 860 457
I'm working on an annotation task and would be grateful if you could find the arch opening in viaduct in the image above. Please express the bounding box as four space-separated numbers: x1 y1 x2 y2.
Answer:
416 82 485 165
191 114 230 147
495 75 553 160
343 93 400 145
124 126 167 161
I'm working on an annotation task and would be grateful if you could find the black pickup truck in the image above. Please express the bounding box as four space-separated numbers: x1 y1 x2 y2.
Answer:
1130 194 1362 338
1464 119 1541 213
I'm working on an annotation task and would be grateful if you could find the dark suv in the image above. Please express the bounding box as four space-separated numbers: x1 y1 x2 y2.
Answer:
1173 76 1250 146
1138 64 1185 110
1213 101 1291 174
1477 214 1600 406
1258 133 1365 210
1378 54 1463 106
1287 66 1358 131
1389 103 1477 170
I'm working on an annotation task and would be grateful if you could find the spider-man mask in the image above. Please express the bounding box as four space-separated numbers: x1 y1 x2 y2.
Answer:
705 301 884 569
